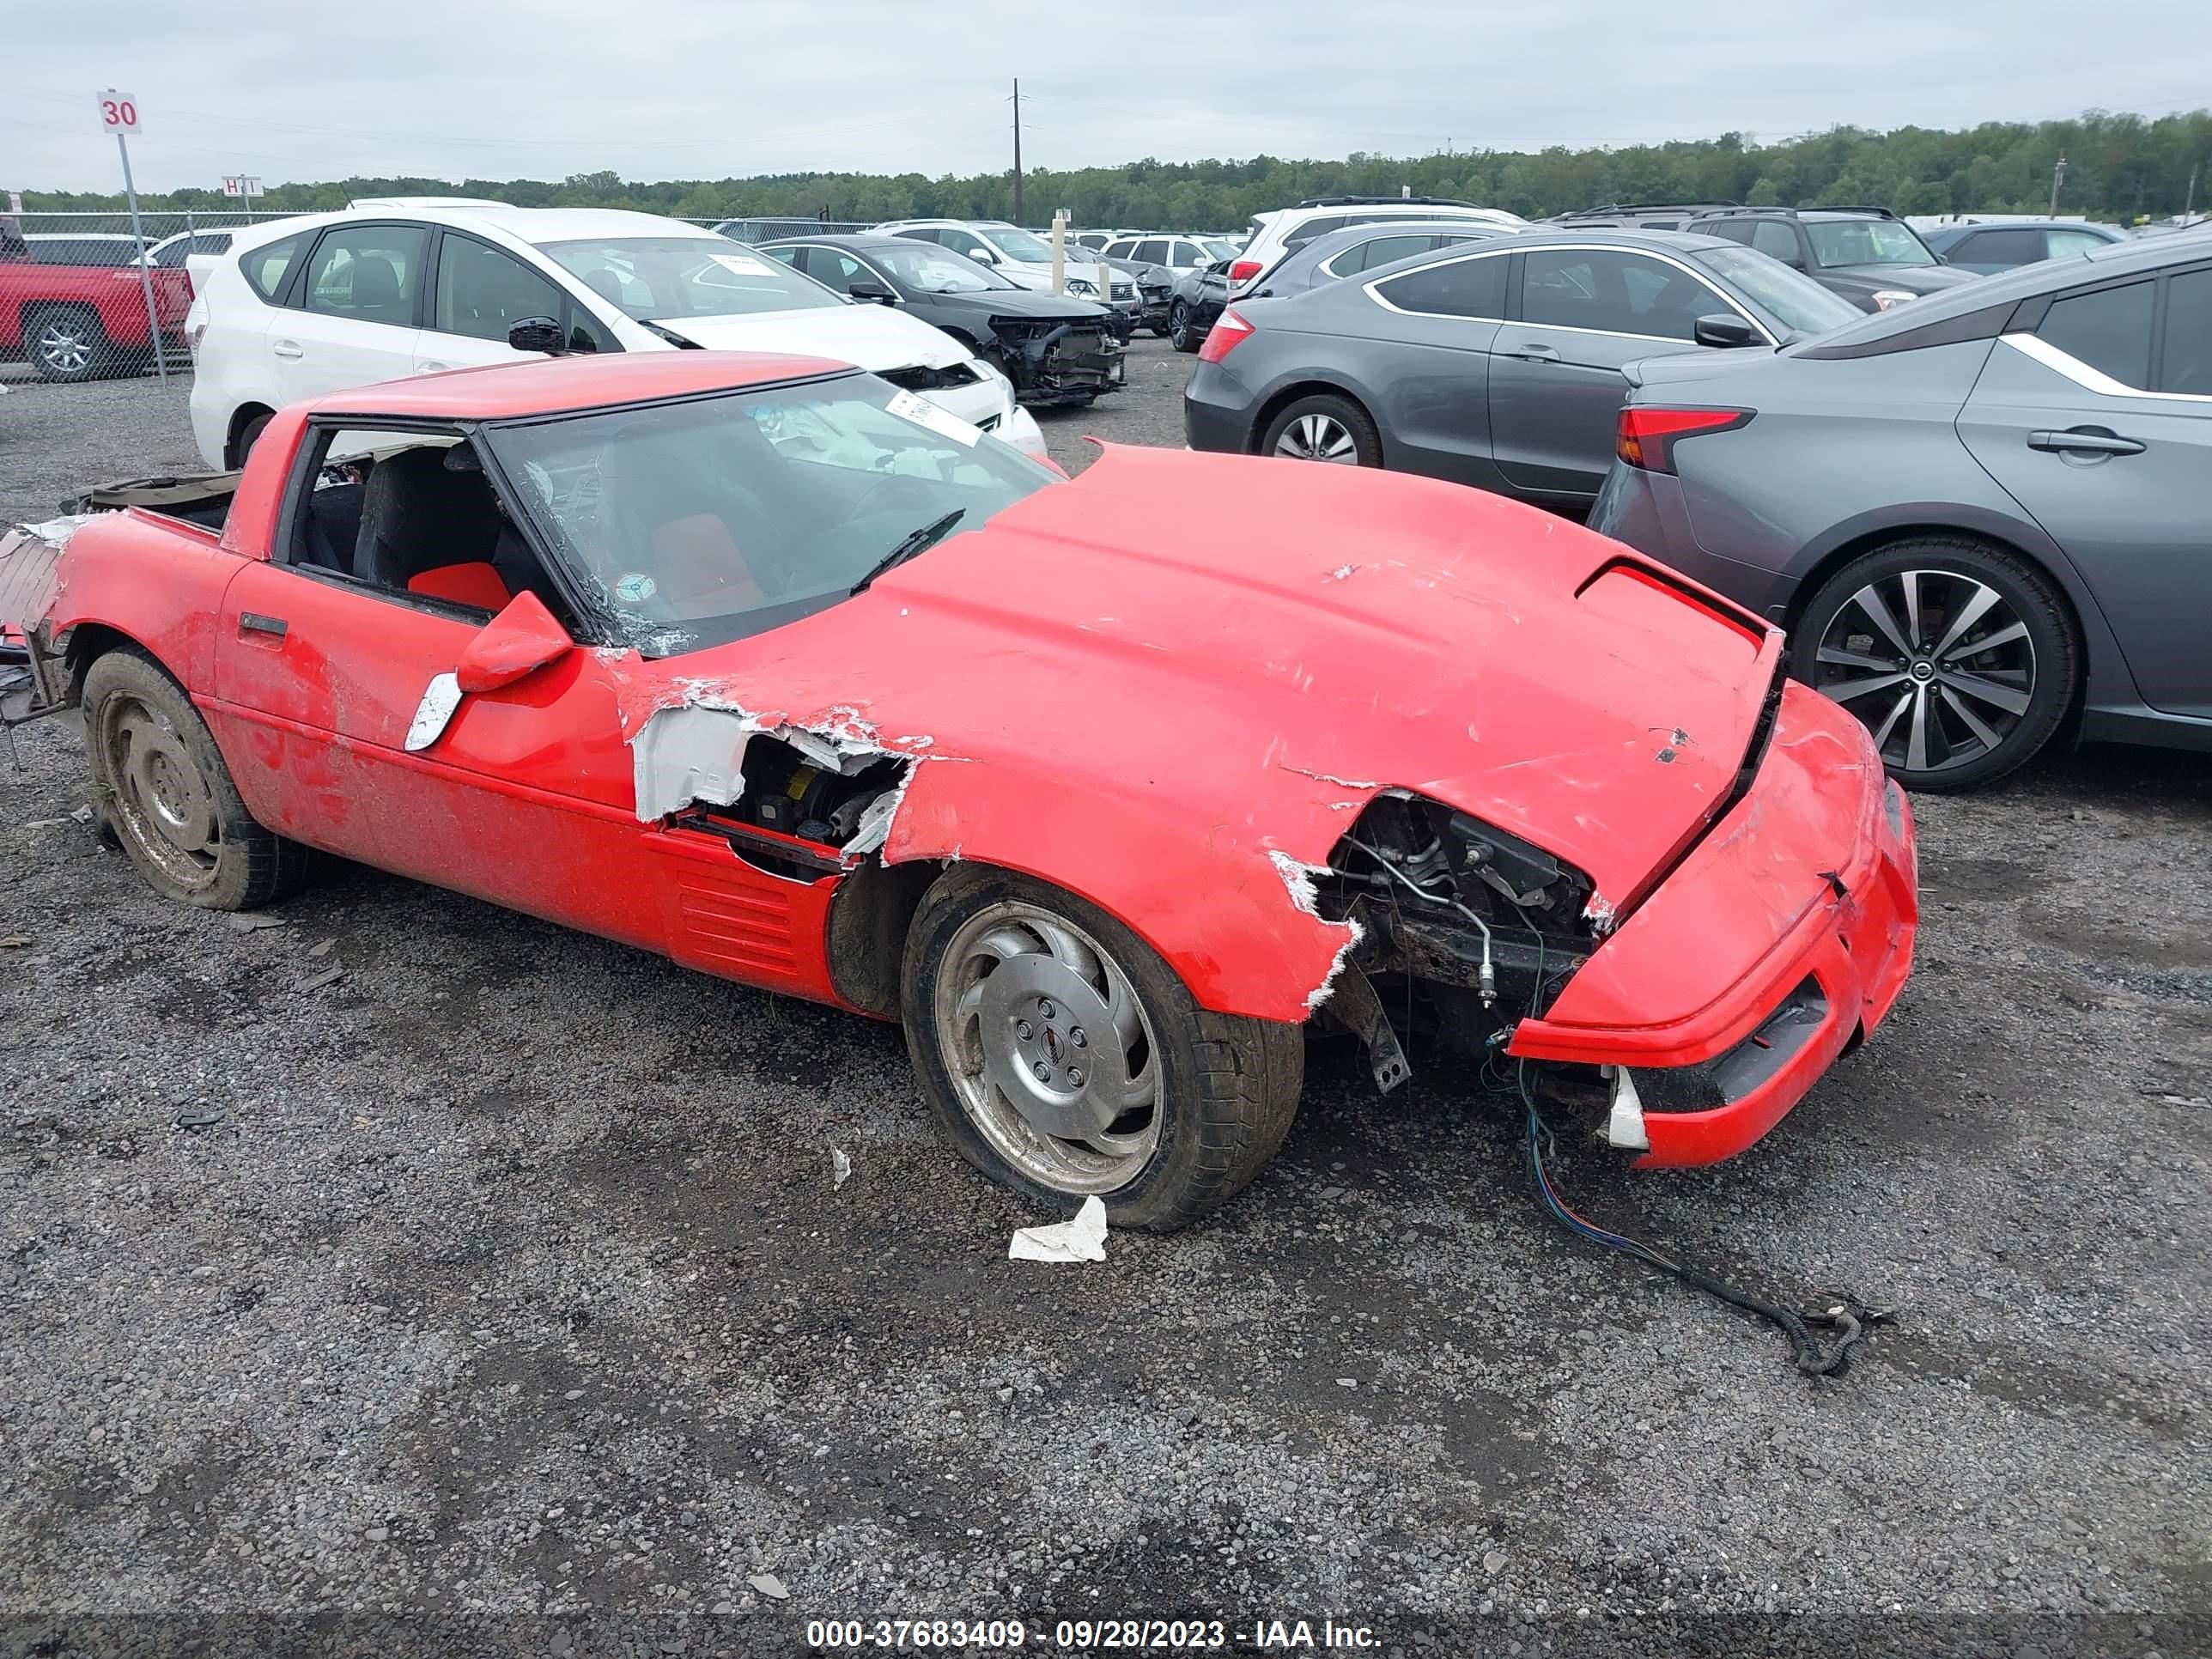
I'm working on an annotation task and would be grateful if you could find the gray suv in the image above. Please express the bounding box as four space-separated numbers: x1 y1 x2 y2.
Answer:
1591 234 2212 790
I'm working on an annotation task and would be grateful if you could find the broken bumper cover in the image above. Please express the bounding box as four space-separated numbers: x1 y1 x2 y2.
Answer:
992 319 1127 406
1507 682 1917 1166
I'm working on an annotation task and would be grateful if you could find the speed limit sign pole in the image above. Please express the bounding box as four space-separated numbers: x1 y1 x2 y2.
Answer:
98 89 168 384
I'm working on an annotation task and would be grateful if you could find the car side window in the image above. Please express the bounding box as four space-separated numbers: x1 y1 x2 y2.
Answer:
434 234 568 343
1132 239 1168 264
1346 234 1431 274
1170 240 1202 266
2039 279 2155 389
1956 228 2042 267
2158 268 2211 396
1702 220 1754 246
763 245 804 269
301 225 428 325
240 234 306 301
939 228 984 257
1750 221 1800 263
1283 216 1346 252
2046 228 2110 260
1103 239 1135 259
1372 252 1508 319
1519 249 1714 341
286 424 578 629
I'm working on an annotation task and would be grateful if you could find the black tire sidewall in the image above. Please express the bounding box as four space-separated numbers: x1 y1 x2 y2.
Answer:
82 648 270 908
1169 303 1196 352
231 411 274 471
1261 393 1382 467
901 866 1267 1231
1791 539 2075 792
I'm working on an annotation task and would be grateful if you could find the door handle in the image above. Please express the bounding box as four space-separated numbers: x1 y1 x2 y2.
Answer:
1506 342 1562 363
271 340 303 360
238 611 288 640
2027 427 2144 456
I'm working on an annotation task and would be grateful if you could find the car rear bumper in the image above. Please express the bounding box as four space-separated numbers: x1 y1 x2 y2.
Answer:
1509 682 1918 1165
1182 362 1259 453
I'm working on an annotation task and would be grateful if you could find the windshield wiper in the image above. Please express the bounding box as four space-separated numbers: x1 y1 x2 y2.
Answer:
851 509 965 596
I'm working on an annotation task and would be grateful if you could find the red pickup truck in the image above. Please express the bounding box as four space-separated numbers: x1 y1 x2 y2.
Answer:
1 230 192 382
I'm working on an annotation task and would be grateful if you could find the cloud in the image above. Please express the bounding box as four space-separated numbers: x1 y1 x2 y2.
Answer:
9 0 2207 192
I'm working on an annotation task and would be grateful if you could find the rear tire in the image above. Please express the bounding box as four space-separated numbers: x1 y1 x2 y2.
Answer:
82 647 312 908
1261 392 1382 467
902 865 1303 1231
227 410 274 471
1790 537 2077 792
24 306 108 383
1168 301 1200 353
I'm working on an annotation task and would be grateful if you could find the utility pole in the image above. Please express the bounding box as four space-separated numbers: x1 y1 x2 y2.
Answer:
2186 162 2200 222
2049 153 2067 216
1011 78 1024 225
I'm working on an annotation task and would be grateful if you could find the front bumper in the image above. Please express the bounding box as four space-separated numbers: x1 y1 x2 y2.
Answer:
1508 681 1918 1165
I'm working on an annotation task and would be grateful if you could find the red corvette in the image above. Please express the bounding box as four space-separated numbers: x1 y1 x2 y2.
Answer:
3 353 1916 1228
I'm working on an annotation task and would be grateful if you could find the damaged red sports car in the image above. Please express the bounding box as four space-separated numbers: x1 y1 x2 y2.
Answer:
3 353 1917 1229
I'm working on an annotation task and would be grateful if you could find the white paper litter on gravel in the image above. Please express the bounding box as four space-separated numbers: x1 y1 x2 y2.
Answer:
1008 1195 1109 1263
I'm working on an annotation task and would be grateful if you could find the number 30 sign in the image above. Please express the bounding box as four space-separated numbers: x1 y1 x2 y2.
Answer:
97 90 142 136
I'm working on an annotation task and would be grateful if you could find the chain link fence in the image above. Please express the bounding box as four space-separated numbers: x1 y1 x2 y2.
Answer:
0 207 311 383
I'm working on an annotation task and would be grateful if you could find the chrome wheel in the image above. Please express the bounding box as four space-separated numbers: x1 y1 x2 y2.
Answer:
1809 568 2034 776
930 898 1162 1194
99 690 221 892
1273 412 1359 463
35 318 95 376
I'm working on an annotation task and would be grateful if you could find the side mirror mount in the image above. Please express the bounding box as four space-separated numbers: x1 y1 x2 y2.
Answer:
507 315 568 355
848 279 898 304
1692 313 1762 349
406 592 575 752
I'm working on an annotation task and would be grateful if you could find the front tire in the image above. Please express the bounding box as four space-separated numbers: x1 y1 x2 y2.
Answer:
902 866 1303 1231
82 647 312 908
1261 393 1382 467
1790 537 2077 792
25 307 109 383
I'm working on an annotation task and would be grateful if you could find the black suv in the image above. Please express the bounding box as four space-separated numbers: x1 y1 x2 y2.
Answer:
1682 206 1978 312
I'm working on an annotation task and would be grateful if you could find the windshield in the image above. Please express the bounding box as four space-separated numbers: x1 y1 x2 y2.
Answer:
538 236 842 319
1200 239 1241 262
980 227 1058 264
490 376 1055 656
1805 219 1936 270
870 242 1018 293
1695 246 1863 336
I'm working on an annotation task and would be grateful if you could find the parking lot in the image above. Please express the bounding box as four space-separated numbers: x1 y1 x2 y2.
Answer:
3 347 2209 1654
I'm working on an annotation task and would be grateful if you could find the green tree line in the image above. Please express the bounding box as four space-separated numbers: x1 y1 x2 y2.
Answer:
20 109 2210 228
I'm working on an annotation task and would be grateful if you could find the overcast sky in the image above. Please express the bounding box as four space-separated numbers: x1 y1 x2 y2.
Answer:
9 0 2208 194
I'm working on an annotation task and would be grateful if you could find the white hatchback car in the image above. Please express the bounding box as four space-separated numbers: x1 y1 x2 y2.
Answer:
186 200 1045 471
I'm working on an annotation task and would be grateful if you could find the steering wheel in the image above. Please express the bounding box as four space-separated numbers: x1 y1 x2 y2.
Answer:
836 469 943 528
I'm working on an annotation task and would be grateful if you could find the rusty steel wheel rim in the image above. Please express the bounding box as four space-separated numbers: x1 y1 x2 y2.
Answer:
932 898 1162 1194
100 690 221 891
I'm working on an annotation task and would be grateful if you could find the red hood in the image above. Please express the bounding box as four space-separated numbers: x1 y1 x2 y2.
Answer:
623 445 1781 916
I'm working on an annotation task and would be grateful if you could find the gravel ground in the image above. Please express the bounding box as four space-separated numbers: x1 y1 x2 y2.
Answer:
3 346 2209 1657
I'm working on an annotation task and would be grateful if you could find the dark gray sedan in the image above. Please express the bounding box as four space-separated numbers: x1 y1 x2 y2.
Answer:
1592 234 2212 789
1182 228 1860 508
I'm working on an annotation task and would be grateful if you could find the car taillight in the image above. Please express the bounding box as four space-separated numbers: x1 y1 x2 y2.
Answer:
1198 308 1255 364
1615 407 1753 473
1228 258 1262 286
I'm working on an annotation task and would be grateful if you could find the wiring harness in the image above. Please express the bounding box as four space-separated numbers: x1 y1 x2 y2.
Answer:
1507 1050 1891 1378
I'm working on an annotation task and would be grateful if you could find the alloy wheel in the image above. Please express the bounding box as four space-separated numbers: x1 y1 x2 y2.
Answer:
1273 412 1359 464
1808 568 2035 776
99 691 222 892
36 319 94 375
931 899 1161 1194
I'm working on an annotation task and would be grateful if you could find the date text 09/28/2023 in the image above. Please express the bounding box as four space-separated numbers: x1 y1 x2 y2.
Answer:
805 1616 1380 1649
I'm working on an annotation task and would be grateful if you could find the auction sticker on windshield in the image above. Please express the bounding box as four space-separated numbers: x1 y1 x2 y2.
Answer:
884 389 981 447
710 252 775 277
